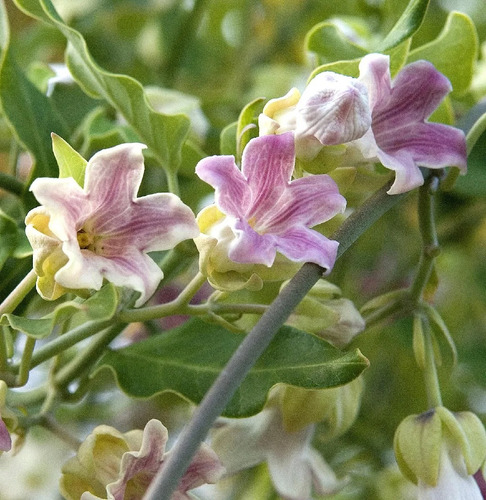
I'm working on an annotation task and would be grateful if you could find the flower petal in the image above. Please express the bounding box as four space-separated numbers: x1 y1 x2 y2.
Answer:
56 244 164 307
107 420 168 500
376 148 425 195
83 143 147 220
375 60 452 128
296 72 371 146
258 174 346 233
0 418 11 452
243 133 295 222
274 227 340 272
92 193 199 255
358 53 392 111
29 177 87 241
195 156 250 218
229 219 278 267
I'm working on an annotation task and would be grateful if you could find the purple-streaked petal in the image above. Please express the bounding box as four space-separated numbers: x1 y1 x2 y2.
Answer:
375 60 452 127
258 174 346 233
195 156 250 218
82 143 147 231
358 53 392 111
243 134 295 222
175 444 225 493
379 121 467 170
90 193 199 255
107 420 167 500
30 177 87 240
296 72 371 145
229 219 278 267
376 149 425 195
0 418 11 452
274 227 339 272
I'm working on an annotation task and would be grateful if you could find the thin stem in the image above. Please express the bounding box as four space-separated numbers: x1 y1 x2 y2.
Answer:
54 323 126 390
0 172 24 197
423 319 443 408
0 326 10 371
409 174 440 304
144 180 408 500
119 272 207 323
40 414 82 450
16 336 36 386
24 319 113 370
0 269 37 316
166 170 180 197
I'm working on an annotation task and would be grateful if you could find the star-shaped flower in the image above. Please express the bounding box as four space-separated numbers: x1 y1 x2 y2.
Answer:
26 142 199 306
353 54 467 194
195 133 346 273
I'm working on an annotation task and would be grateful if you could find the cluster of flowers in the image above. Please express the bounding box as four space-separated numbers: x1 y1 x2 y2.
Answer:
14 53 471 499
25 54 466 310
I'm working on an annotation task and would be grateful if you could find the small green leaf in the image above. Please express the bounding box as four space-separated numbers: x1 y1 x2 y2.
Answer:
379 0 430 51
237 97 265 161
0 210 20 271
95 318 369 418
220 121 238 157
14 0 190 173
305 21 367 67
51 133 87 186
0 283 118 339
407 12 478 95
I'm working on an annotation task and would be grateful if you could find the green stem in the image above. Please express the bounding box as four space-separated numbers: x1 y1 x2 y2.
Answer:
24 319 113 370
54 323 126 390
166 170 180 196
0 172 24 197
409 174 440 304
16 336 36 386
0 326 10 371
423 319 443 408
144 180 408 500
119 272 207 323
40 414 82 449
0 269 37 316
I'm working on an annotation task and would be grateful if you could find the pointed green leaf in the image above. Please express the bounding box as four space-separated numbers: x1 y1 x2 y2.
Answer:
0 210 21 270
14 0 190 173
379 0 430 51
220 121 238 157
0 283 118 339
95 318 369 418
408 12 478 95
51 133 87 186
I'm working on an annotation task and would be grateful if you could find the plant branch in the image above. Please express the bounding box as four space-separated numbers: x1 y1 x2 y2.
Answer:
144 180 408 500
0 270 37 316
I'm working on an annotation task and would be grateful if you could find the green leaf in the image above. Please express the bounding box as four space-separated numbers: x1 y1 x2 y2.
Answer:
236 97 265 161
379 0 430 51
1 283 118 339
220 121 238 157
51 133 87 186
407 12 478 96
95 318 369 418
0 0 68 187
14 0 191 173
305 21 368 67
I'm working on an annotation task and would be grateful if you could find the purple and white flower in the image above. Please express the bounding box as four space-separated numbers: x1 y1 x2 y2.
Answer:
26 143 199 306
353 53 467 194
195 133 346 273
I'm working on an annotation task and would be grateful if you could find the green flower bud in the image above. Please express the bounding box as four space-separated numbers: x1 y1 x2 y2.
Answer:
280 376 364 438
394 407 486 487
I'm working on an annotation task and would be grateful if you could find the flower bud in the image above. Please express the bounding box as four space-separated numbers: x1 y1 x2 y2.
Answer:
394 407 486 498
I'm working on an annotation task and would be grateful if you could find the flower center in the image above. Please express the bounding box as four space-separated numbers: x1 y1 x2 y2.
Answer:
77 229 94 249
